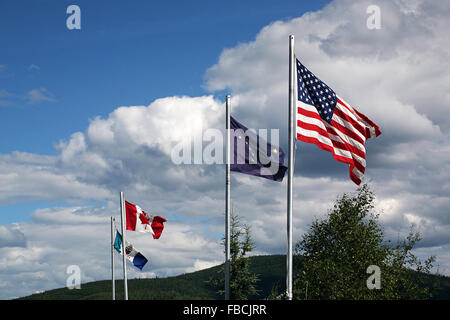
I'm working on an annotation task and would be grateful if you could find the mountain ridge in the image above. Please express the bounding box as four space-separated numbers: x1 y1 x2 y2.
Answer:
17 255 450 300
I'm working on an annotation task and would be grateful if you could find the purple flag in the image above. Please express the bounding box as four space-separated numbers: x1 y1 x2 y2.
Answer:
230 116 287 182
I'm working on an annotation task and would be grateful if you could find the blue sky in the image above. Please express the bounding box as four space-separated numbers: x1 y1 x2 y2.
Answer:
0 0 329 224
0 0 328 155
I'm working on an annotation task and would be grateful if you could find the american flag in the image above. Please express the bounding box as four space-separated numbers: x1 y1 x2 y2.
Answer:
296 59 381 185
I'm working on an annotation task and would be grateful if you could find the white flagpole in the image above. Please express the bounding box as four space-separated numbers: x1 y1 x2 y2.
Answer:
225 94 231 300
111 216 115 300
120 191 128 300
287 34 295 300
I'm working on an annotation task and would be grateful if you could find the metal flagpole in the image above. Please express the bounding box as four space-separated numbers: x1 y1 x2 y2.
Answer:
286 34 295 300
120 191 128 300
225 94 231 300
111 216 116 300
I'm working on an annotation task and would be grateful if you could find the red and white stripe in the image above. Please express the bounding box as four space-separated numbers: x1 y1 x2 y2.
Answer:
296 96 381 185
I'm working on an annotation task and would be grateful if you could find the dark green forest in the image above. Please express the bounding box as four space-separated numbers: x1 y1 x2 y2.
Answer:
18 255 450 300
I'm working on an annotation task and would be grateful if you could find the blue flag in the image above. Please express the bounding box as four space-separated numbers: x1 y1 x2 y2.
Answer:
230 116 287 182
114 230 148 270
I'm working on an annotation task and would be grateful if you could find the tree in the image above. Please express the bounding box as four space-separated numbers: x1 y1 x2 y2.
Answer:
293 184 438 300
209 210 259 299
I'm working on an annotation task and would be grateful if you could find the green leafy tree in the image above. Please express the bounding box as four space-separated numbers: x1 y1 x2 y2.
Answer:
293 184 438 300
209 210 259 299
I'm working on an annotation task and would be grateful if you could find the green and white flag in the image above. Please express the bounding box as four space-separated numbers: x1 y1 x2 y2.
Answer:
114 230 148 270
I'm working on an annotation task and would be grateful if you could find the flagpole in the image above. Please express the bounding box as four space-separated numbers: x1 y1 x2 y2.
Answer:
286 34 295 300
111 216 116 300
225 94 231 300
120 191 128 300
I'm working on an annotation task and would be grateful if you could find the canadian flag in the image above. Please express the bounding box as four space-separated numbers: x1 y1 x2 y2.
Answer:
125 201 167 239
